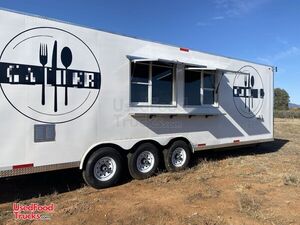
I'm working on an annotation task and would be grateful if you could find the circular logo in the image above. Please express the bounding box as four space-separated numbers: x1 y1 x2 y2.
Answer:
0 27 101 123
233 65 264 118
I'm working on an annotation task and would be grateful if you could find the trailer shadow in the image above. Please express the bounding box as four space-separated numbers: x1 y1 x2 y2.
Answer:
0 168 85 204
190 138 289 166
0 138 288 204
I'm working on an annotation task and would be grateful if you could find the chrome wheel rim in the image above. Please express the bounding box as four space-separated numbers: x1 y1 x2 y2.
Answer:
94 157 117 181
136 151 155 173
171 147 187 167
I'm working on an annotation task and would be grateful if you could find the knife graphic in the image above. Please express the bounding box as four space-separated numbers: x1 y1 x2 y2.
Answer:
52 41 58 112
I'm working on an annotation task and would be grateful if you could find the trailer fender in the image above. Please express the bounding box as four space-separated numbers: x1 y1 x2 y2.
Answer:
80 137 194 169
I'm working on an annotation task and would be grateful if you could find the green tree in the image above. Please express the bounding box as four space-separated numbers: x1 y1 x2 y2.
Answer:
274 88 290 110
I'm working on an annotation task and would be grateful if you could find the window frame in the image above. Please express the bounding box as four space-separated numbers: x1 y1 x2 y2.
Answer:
130 61 176 107
130 61 151 104
202 70 216 106
184 68 217 107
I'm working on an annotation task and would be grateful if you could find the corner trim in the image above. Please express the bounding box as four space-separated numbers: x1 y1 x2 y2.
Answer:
194 138 274 151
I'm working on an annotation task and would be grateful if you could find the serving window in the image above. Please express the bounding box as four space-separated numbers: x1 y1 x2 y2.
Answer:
130 62 150 103
130 61 175 106
184 67 216 106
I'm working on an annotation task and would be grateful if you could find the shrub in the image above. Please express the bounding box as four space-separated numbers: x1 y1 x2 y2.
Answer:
274 109 300 119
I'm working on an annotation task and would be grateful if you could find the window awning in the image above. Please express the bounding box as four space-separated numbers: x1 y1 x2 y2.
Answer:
219 69 250 75
128 56 250 75
131 58 159 63
185 67 209 71
128 56 208 67
128 56 180 64
185 67 250 75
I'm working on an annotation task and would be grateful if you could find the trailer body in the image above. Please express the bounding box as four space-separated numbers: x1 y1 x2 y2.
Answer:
0 9 273 180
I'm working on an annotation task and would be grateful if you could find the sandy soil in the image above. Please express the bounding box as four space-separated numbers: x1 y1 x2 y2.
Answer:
0 118 299 225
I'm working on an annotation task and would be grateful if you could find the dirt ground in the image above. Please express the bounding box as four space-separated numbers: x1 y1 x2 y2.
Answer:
0 118 299 225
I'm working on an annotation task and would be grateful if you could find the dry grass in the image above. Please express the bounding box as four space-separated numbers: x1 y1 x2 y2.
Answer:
0 205 12 222
283 174 300 186
185 185 221 204
182 213 228 225
238 194 262 219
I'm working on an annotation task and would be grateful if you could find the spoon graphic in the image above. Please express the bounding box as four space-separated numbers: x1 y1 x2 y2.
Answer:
250 76 255 108
248 75 251 112
61 47 72 106
244 75 247 108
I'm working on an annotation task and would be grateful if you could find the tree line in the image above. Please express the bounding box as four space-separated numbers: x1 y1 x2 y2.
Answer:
274 88 290 110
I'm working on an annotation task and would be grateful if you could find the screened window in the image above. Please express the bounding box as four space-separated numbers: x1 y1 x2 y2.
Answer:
184 68 216 106
184 70 201 105
131 62 150 103
203 72 215 105
152 62 173 105
130 61 175 105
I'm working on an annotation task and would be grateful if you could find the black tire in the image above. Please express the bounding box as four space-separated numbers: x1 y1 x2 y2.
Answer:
163 140 191 172
82 147 123 189
127 143 159 180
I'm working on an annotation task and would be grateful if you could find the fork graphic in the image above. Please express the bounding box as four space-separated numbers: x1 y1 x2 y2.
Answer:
39 44 48 105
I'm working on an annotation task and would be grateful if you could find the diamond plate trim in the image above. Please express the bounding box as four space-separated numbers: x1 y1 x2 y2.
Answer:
0 161 80 178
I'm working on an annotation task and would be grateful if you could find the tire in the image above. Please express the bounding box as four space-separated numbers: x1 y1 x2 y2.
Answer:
127 143 159 180
82 147 123 189
163 140 191 172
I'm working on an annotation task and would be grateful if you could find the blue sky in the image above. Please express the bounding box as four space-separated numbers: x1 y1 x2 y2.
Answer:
0 0 299 103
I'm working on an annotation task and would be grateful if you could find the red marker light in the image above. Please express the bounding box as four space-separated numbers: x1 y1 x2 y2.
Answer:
13 163 34 169
180 47 189 52
197 143 206 147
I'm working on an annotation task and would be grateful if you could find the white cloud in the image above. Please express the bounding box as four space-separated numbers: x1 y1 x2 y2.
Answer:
274 46 300 61
212 16 225 20
275 37 289 46
196 0 270 27
256 57 272 65
196 21 210 26
214 0 270 17
257 46 300 64
196 16 224 27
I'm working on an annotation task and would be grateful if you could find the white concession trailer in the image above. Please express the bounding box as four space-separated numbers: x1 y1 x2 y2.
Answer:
0 9 274 188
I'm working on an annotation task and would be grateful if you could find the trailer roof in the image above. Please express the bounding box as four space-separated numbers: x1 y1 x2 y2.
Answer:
0 7 274 68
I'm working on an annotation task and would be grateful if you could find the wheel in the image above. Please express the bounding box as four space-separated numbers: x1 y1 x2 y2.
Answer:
82 147 123 189
127 143 159 180
163 140 191 172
